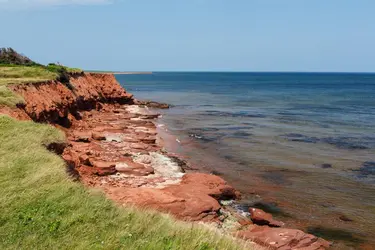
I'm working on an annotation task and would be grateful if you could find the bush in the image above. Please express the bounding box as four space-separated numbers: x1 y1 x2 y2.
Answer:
0 48 40 66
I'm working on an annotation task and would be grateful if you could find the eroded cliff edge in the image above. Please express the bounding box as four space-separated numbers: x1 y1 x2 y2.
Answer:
1 73 331 250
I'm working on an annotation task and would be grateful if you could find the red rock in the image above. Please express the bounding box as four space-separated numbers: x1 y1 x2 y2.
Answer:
73 131 92 142
130 143 149 150
115 160 154 176
179 173 239 200
108 187 220 221
92 132 106 140
134 100 170 109
10 73 133 124
238 225 331 250
249 208 285 227
89 159 117 175
79 154 91 165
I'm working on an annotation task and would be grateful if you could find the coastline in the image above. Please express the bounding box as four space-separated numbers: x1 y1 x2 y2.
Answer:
0 72 330 249
85 71 153 75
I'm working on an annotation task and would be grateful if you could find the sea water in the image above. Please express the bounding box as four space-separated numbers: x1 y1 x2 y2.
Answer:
117 72 375 249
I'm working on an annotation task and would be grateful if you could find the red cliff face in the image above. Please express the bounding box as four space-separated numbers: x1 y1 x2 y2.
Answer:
10 73 133 125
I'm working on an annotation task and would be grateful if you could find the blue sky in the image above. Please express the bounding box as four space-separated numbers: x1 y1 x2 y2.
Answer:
0 0 374 72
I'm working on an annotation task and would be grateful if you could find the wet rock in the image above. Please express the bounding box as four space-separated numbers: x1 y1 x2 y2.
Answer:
177 173 239 200
238 225 331 250
249 208 285 227
135 100 170 109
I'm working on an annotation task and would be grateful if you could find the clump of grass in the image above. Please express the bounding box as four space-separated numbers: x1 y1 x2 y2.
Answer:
0 86 24 107
0 116 250 250
46 63 83 74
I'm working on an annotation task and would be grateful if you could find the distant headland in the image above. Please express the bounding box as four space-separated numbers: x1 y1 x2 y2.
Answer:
86 70 153 75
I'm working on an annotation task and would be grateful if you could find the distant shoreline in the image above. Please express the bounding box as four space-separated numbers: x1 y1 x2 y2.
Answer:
86 71 153 75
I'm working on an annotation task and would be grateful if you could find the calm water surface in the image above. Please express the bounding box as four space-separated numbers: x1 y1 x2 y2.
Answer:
117 72 375 249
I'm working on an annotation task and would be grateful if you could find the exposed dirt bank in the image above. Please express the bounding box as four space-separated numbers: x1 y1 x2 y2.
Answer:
0 73 330 250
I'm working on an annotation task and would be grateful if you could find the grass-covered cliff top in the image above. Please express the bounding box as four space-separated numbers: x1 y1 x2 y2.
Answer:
0 48 82 107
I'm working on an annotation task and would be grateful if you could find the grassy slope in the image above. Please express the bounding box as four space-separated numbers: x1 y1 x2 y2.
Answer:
0 116 249 250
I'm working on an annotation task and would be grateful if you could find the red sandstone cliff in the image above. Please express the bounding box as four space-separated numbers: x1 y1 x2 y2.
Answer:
9 73 133 125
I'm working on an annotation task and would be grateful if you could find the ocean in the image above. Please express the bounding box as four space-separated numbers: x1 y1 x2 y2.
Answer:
117 72 375 249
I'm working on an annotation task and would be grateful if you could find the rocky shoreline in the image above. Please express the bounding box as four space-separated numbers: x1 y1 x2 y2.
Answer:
1 73 330 250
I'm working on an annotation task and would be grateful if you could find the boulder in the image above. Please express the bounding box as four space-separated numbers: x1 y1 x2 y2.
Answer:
89 159 117 175
238 225 331 250
249 208 285 227
108 187 220 221
73 131 92 142
178 173 239 200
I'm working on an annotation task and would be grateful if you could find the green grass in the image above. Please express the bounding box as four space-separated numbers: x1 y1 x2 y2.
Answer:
0 86 24 107
0 66 58 107
0 115 250 250
46 63 83 74
0 66 59 86
0 64 83 108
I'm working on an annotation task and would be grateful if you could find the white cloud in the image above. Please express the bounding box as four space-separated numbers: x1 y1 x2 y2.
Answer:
0 0 114 9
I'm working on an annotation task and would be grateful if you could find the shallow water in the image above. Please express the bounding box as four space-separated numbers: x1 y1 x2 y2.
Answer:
117 72 375 249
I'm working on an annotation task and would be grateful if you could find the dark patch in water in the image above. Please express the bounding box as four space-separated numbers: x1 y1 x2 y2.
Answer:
320 202 336 208
202 110 266 118
210 170 224 176
223 154 235 161
224 126 254 130
231 131 253 138
321 163 333 169
261 168 306 186
282 133 375 150
189 127 220 132
261 171 290 185
188 131 226 143
282 133 319 143
321 137 369 150
307 226 364 244
352 161 375 178
239 201 292 218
